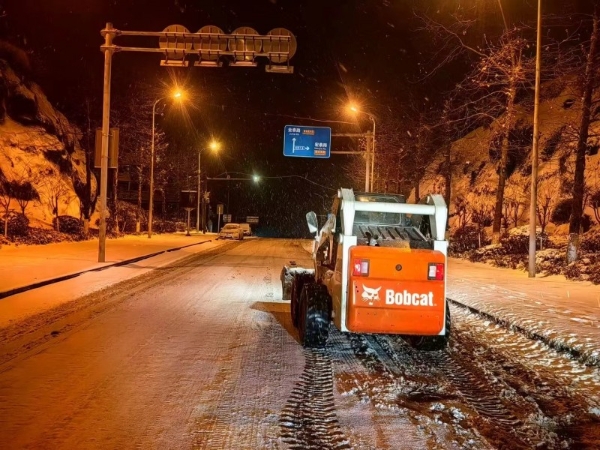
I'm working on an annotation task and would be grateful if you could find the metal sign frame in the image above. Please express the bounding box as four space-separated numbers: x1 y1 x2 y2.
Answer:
111 25 295 73
96 22 296 262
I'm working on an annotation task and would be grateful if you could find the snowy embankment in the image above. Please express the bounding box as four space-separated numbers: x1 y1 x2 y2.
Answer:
447 260 600 367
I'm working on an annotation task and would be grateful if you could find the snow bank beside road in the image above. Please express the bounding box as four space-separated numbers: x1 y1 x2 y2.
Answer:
447 258 600 367
0 239 223 328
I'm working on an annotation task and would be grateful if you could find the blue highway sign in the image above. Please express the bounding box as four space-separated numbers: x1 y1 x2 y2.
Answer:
283 125 331 158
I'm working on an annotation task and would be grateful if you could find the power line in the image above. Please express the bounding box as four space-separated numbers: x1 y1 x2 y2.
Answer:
208 172 337 191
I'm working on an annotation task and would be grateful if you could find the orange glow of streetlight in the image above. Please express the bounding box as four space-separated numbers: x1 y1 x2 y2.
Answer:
172 89 185 100
209 140 221 151
346 102 360 114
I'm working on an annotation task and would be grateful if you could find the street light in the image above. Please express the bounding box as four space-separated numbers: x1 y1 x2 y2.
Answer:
253 174 260 183
197 139 221 232
346 103 376 192
148 89 185 239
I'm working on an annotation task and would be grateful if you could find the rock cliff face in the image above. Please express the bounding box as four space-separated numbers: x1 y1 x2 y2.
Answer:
411 80 600 233
0 55 96 228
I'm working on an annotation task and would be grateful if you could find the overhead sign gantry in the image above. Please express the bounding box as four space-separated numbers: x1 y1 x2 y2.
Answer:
97 23 296 262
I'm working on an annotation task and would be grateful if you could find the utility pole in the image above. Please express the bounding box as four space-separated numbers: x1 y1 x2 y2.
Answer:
528 0 542 277
148 98 159 239
98 23 116 263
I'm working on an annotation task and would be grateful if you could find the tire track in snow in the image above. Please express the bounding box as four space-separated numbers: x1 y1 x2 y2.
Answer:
347 333 490 450
448 304 600 448
280 349 351 450
412 349 521 427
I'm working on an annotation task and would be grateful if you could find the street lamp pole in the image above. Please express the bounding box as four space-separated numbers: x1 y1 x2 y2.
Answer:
528 0 542 277
347 105 376 193
148 97 162 239
365 132 372 192
197 141 220 231
197 149 202 232
368 114 376 192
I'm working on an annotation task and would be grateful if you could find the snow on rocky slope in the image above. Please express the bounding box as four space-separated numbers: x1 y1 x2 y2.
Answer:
410 79 600 231
0 53 96 228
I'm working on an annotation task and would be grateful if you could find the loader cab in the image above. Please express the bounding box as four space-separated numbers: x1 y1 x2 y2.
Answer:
320 196 343 270
353 193 408 230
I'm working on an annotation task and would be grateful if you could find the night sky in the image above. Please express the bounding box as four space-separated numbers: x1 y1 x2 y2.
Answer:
0 0 589 236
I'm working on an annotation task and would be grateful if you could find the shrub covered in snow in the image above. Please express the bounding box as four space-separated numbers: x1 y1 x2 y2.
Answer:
0 211 29 237
581 228 600 253
115 201 147 233
454 226 600 284
152 219 178 234
7 227 89 245
53 215 83 235
449 226 490 255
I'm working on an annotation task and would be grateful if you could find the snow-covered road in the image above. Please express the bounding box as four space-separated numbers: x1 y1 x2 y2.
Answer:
0 239 598 449
0 239 310 449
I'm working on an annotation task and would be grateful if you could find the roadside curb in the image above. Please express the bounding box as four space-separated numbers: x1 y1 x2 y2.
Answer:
447 297 599 368
0 239 212 301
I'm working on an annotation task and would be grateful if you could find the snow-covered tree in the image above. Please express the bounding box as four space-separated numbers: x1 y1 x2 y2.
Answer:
536 174 561 234
567 2 600 262
42 176 74 232
0 181 13 237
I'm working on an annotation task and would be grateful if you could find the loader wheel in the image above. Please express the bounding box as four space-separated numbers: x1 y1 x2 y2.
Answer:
290 273 314 328
298 283 331 349
411 303 451 352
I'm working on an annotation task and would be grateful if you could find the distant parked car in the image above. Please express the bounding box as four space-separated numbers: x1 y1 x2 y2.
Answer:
218 223 244 240
239 223 251 236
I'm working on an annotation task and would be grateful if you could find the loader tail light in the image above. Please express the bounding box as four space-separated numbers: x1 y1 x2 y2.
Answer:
428 263 445 281
352 259 370 277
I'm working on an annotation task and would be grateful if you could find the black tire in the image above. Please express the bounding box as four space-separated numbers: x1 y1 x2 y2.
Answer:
410 303 451 351
290 273 314 327
298 283 331 348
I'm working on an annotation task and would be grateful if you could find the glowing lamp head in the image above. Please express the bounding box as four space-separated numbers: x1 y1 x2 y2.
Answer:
347 103 360 114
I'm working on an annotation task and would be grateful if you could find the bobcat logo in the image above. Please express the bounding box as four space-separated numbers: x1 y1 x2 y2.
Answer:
361 285 381 305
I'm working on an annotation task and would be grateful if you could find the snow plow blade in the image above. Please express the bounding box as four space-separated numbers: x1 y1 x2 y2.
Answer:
280 263 314 301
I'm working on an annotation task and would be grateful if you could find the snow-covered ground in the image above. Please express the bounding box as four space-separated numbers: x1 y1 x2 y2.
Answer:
0 239 312 449
1 239 598 448
0 233 214 295
0 239 222 329
447 258 600 367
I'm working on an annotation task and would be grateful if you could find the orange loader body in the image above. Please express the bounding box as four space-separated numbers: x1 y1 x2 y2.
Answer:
347 247 445 335
282 188 450 350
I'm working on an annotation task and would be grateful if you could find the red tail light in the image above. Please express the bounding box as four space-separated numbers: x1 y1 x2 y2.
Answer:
352 259 370 277
428 263 444 281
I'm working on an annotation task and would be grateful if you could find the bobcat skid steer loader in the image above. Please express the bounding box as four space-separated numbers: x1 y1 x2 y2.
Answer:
281 188 450 350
